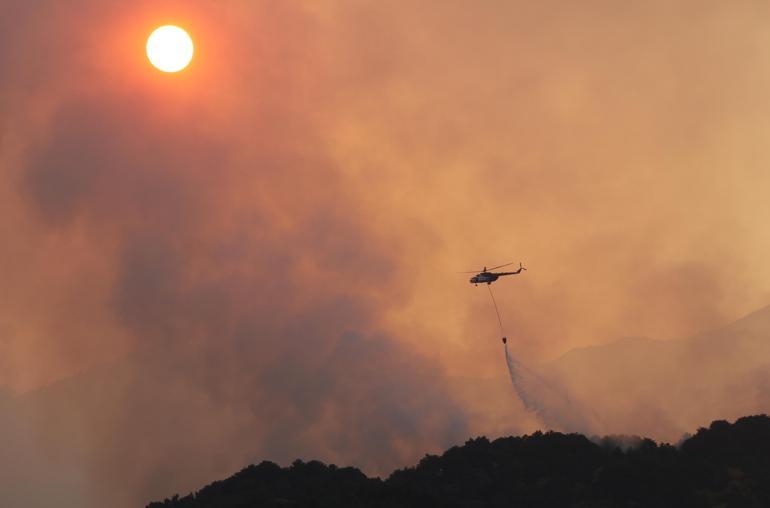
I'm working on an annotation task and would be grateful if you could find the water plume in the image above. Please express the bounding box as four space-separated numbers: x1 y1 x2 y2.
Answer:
504 342 598 435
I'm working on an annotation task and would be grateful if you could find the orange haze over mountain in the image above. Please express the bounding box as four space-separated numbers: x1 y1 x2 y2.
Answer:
1 1 770 507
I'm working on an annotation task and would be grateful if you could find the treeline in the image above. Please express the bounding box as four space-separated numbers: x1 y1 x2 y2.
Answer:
148 414 770 507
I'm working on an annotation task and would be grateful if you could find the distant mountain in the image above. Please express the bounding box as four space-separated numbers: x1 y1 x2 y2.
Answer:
147 414 770 508
543 306 770 439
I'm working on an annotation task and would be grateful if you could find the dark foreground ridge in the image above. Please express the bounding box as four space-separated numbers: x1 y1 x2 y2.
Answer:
148 415 770 507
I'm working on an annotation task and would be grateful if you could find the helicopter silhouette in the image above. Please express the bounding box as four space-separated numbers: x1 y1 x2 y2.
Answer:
462 262 526 285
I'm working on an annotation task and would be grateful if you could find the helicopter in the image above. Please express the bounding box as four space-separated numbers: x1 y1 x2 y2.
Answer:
462 262 526 285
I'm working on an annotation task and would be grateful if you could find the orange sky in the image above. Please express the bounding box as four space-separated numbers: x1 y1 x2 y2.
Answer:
2 1 770 506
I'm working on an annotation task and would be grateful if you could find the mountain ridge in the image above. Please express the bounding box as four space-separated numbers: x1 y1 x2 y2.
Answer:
540 305 770 440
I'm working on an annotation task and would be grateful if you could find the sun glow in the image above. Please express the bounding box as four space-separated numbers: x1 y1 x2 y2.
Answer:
146 25 194 73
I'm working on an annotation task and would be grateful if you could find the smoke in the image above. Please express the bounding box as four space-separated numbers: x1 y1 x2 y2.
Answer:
0 1 472 506
0 391 90 508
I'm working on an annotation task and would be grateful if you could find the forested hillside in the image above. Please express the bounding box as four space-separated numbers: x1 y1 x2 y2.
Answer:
148 414 770 507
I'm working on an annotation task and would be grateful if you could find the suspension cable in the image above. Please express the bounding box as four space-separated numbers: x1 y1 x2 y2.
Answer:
487 284 504 337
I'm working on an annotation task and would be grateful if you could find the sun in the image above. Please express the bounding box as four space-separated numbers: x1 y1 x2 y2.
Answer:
146 25 194 73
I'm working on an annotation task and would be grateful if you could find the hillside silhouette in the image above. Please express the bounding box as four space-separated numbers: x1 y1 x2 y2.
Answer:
147 414 770 507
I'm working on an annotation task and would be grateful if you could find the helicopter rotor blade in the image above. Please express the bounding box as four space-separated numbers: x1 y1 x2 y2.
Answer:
487 262 515 271
458 270 482 274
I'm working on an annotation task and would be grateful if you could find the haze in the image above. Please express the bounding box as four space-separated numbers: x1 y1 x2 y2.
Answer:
1 1 770 507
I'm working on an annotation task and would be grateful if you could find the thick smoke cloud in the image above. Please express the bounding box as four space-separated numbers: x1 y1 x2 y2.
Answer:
1 1 467 506
2 1 770 506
